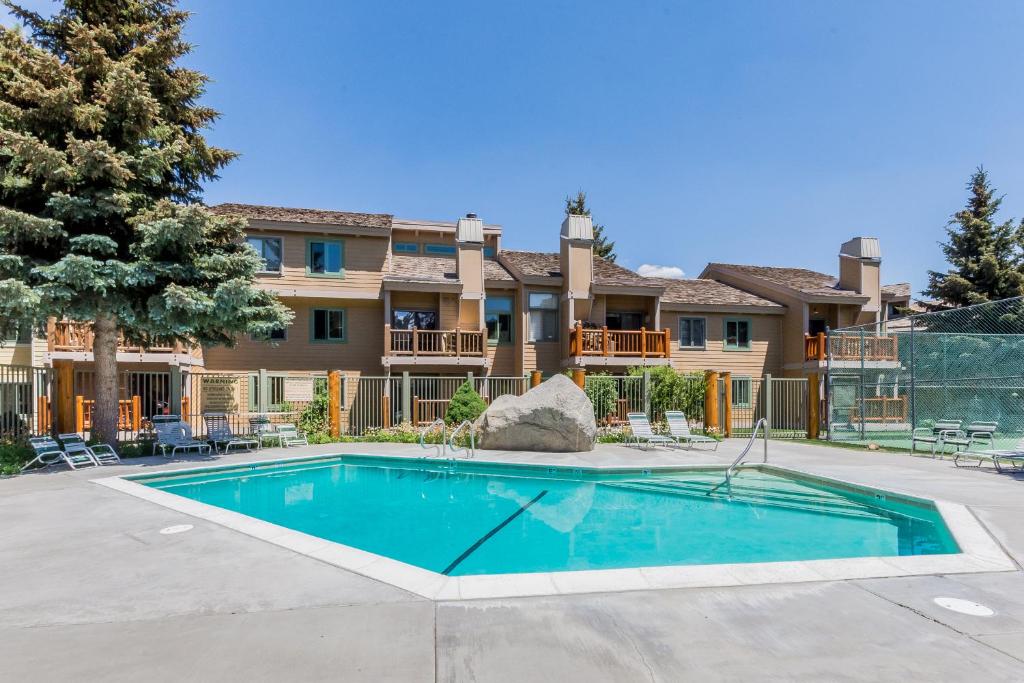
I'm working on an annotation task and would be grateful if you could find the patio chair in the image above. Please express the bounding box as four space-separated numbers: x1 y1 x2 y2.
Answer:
153 421 212 458
624 413 677 450
956 436 1024 471
275 423 308 447
664 411 719 450
58 433 121 466
21 436 98 471
911 420 962 457
203 413 259 453
249 415 283 448
941 422 998 454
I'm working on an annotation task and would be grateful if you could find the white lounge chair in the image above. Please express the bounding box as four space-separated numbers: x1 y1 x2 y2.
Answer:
58 433 121 466
664 411 719 450
911 420 962 457
21 436 98 471
625 413 677 450
941 422 998 454
203 413 258 453
154 421 212 458
249 415 283 447
957 436 1024 471
275 423 308 447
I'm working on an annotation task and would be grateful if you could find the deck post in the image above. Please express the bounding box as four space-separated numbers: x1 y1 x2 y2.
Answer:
721 372 732 439
601 326 608 356
663 328 671 357
640 327 647 359
816 332 826 361
530 370 542 388
401 371 411 424
328 370 342 438
703 370 719 435
808 372 821 440
572 368 586 390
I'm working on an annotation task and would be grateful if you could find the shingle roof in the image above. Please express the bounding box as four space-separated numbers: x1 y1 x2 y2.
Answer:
706 263 861 298
211 203 392 231
500 250 661 288
655 278 783 308
385 255 515 283
881 282 911 299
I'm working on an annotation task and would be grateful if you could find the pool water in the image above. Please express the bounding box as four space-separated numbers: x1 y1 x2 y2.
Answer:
140 456 959 576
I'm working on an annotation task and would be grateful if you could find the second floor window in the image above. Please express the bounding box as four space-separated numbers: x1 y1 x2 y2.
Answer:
678 317 706 349
391 310 438 330
606 311 643 331
312 309 345 342
307 240 344 276
724 318 751 350
528 292 558 342
424 243 456 255
246 236 282 273
393 242 419 254
486 296 513 343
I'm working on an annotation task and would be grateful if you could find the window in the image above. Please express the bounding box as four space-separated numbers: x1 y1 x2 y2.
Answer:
678 317 706 349
724 318 751 350
311 308 345 342
483 246 496 258
732 376 752 407
486 296 514 344
528 292 558 342
393 242 419 254
391 310 438 330
424 243 456 255
246 236 282 273
606 311 643 331
306 239 344 277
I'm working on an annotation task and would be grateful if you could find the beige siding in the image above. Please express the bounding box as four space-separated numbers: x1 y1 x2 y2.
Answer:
249 228 389 295
522 286 562 374
0 344 33 366
203 298 385 374
664 311 783 377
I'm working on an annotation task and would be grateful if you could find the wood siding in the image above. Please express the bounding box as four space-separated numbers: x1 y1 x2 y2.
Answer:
663 311 783 377
249 228 389 296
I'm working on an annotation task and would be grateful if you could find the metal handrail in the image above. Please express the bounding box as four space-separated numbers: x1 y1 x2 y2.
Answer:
707 418 768 495
448 420 476 459
419 418 446 458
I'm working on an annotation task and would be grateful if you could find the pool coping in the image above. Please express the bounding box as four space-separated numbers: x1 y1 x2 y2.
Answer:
93 452 1018 601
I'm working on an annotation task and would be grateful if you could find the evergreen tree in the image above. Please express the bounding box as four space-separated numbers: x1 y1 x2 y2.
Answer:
926 168 1024 306
564 190 616 262
0 1 291 445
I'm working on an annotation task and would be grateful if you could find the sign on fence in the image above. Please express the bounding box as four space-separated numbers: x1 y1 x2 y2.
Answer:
283 376 315 402
200 375 239 412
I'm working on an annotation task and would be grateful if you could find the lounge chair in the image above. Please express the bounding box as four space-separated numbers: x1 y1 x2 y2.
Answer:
664 411 719 450
249 415 283 448
941 422 998 454
911 420 962 457
275 423 308 447
21 436 98 471
956 437 1024 471
154 421 212 458
203 413 258 453
625 413 677 450
58 433 120 466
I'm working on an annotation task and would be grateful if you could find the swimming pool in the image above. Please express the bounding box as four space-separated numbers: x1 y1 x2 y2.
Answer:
133 455 959 576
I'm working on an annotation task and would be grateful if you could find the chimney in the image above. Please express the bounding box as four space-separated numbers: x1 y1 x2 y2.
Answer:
456 213 485 328
560 213 595 325
839 237 882 322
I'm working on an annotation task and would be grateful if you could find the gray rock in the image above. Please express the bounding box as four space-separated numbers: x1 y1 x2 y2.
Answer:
475 374 596 452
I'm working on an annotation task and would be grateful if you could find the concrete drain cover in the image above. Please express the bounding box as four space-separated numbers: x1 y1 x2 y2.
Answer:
933 597 994 616
160 524 194 535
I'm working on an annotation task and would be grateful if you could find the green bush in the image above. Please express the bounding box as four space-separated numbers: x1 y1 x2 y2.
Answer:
299 389 331 438
446 381 487 425
628 366 705 421
585 374 618 423
0 440 33 475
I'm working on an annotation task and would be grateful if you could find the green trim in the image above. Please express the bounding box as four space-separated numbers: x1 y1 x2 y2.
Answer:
677 316 706 350
305 237 345 278
424 243 457 255
731 375 753 407
723 317 752 351
309 307 347 343
393 242 419 254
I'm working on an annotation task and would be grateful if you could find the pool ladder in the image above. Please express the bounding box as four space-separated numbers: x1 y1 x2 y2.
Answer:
448 420 476 460
707 418 768 497
419 418 446 458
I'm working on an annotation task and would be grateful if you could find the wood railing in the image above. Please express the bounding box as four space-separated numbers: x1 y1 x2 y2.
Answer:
385 326 486 358
49 320 182 354
848 396 908 424
806 332 899 362
570 324 671 358
75 395 141 432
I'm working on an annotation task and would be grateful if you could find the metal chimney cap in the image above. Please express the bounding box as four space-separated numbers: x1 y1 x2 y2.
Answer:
456 214 484 243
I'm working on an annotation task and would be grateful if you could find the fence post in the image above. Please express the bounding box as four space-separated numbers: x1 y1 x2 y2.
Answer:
131 395 141 432
401 371 411 424
764 373 772 441
530 370 542 388
642 370 652 418
572 368 585 390
704 370 719 434
53 360 74 434
721 372 732 438
328 370 342 438
75 395 84 433
258 368 269 414
808 373 820 440
169 365 182 418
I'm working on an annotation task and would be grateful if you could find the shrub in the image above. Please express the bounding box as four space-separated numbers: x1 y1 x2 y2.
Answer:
584 374 618 424
446 381 487 425
628 366 705 421
299 390 330 438
0 439 33 475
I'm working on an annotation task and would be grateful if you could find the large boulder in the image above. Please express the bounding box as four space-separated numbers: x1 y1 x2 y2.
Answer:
475 374 597 452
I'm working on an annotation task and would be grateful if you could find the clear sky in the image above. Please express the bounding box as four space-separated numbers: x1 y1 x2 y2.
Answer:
5 1 1024 295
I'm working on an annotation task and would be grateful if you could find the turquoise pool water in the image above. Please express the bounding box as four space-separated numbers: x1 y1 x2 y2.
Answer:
139 456 959 576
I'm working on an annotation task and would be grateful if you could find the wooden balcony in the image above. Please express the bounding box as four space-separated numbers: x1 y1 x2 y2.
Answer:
804 332 899 362
48 320 185 355
570 324 671 358
384 325 487 365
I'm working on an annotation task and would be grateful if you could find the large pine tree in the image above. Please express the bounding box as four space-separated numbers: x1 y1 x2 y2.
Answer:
0 1 291 445
926 168 1024 306
564 190 616 262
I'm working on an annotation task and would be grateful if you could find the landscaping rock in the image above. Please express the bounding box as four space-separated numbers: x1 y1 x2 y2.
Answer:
475 374 597 452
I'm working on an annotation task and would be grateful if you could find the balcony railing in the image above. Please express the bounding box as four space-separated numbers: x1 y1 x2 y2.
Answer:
385 326 486 358
570 324 671 358
805 332 899 362
48 320 181 354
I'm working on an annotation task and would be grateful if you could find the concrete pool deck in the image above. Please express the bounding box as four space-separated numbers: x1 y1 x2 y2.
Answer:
5 440 1024 680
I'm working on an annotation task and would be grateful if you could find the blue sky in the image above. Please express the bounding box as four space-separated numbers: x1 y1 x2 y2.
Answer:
5 1 1024 294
